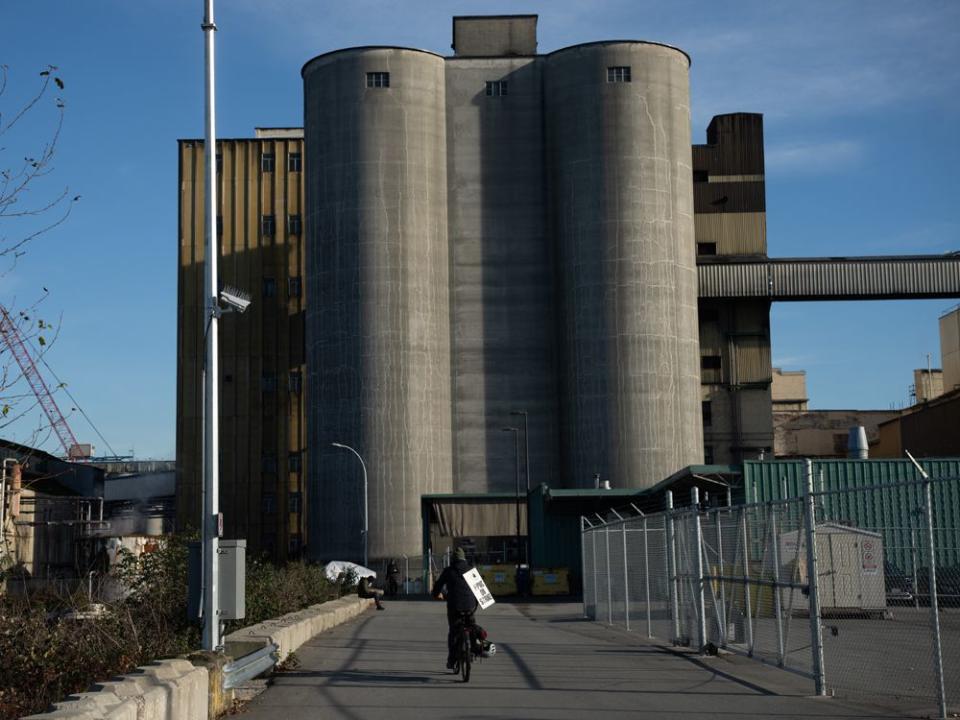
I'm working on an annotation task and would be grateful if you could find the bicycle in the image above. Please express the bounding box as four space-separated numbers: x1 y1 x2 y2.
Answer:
451 611 474 682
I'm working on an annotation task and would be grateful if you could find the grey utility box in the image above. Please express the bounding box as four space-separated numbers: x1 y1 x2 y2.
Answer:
219 539 246 619
187 539 246 620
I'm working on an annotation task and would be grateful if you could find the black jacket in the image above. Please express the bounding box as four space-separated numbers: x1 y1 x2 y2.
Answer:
431 559 479 612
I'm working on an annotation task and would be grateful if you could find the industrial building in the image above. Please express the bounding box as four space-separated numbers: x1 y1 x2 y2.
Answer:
176 15 960 563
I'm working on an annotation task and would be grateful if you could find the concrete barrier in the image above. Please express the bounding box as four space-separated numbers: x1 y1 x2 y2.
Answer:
21 596 374 720
21 659 207 720
224 595 374 662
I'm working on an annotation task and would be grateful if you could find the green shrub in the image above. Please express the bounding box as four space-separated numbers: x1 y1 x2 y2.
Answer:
0 535 344 720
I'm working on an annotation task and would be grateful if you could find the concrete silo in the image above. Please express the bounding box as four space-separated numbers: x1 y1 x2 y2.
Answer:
545 41 703 488
302 48 454 561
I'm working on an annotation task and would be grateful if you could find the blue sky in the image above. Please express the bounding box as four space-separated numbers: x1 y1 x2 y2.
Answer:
1 1 958 458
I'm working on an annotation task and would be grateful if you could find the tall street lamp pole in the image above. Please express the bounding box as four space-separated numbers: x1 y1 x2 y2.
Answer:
501 427 522 569
510 410 530 492
332 442 368 568
201 0 221 653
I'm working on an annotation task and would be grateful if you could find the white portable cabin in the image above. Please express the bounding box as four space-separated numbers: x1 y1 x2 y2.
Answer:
780 522 885 613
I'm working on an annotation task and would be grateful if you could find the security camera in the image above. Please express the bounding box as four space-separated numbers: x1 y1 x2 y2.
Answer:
219 286 252 314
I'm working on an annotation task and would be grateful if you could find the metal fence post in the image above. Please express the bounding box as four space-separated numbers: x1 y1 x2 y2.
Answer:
622 523 630 631
769 503 785 667
581 518 589 618
666 491 680 644
804 459 826 696
692 488 707 652
922 479 947 720
740 508 754 656
644 515 652 638
592 524 599 621
605 524 613 625
715 509 727 646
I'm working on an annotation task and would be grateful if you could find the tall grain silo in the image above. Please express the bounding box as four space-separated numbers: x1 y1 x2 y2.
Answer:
546 41 703 488
302 48 454 562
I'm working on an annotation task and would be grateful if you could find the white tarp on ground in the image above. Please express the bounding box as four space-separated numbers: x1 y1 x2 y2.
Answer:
323 560 376 581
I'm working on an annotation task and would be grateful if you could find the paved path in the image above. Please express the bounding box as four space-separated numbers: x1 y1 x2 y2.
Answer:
240 600 904 719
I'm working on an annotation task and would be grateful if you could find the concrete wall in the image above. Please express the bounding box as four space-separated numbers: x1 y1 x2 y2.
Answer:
304 48 454 561
771 368 808 410
546 42 703 488
22 659 208 720
445 56 558 494
452 16 538 57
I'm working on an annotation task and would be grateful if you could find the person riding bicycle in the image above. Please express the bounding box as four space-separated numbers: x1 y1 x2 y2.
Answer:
431 547 478 670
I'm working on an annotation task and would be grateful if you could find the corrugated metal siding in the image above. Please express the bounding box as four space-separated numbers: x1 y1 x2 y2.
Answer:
741 459 960 566
732 335 771 383
694 212 766 255
699 257 960 300
698 262 767 297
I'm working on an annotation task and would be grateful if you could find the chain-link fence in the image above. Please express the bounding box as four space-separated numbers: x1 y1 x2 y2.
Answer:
581 465 960 718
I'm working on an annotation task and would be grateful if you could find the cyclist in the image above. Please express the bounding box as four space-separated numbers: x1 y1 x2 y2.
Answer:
431 547 478 670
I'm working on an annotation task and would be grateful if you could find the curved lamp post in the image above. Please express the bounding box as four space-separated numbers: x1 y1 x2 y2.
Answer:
332 442 368 568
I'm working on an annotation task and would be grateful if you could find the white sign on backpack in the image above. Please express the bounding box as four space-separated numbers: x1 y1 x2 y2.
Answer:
462 568 496 609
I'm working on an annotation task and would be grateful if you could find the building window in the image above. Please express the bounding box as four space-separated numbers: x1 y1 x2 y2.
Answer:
288 370 302 394
261 153 275 172
693 170 709 183
216 215 223 236
216 153 223 172
261 214 276 236
262 492 276 514
287 214 302 236
289 492 302 514
261 453 278 474
261 371 277 393
698 306 719 323
289 451 302 473
288 276 302 298
701 355 722 370
702 400 713 427
288 534 302 556
607 66 631 83
485 80 508 97
704 445 715 464
697 242 717 256
288 153 302 172
366 72 390 88
262 277 276 298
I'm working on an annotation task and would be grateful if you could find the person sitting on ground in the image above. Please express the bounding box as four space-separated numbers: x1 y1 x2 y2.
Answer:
358 574 385 610
431 547 479 670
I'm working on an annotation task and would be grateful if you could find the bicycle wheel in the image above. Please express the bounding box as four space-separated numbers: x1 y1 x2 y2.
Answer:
460 629 471 683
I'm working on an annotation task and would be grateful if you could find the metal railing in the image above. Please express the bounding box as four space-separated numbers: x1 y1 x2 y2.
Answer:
581 463 960 718
222 642 279 689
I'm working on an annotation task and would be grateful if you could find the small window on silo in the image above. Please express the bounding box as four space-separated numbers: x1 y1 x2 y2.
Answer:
607 66 631 83
366 72 390 88
485 80 508 97
288 153 302 172
261 153 275 172
261 214 276 236
287 213 302 236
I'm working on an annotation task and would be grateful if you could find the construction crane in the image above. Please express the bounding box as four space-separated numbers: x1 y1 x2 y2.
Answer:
0 303 85 460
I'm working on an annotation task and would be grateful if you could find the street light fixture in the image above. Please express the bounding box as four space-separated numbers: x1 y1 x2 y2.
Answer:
332 442 368 568
501 427 523 575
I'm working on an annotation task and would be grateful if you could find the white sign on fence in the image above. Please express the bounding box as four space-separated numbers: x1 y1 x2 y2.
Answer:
463 568 496 609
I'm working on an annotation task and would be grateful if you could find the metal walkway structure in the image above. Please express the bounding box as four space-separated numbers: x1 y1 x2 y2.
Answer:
698 254 960 300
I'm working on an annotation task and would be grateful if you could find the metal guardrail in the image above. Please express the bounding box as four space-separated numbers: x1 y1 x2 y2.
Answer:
222 643 279 689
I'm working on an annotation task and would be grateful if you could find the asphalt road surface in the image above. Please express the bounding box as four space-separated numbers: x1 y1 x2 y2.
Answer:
239 600 915 719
